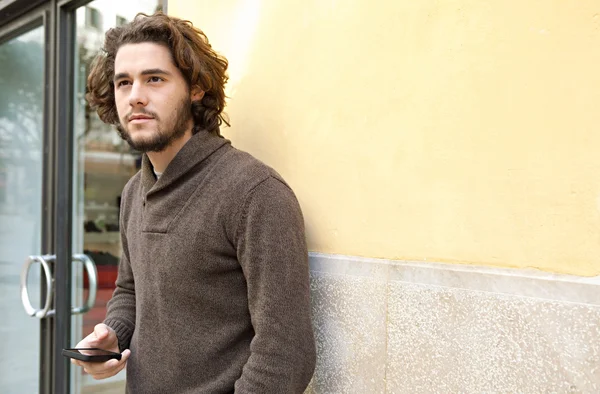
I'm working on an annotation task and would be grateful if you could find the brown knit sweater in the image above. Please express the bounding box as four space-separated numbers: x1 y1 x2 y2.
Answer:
104 130 316 393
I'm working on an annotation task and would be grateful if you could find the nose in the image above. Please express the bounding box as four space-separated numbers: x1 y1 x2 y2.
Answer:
128 82 148 107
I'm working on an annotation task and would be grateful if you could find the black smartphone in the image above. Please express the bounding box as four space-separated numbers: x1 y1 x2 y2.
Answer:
62 348 122 363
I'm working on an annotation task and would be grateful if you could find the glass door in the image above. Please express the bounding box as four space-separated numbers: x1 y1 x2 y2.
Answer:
0 1 162 392
0 7 52 394
68 1 161 393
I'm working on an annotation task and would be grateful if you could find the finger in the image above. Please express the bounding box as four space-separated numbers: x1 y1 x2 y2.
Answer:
121 349 131 362
84 358 127 380
88 361 127 380
74 359 88 368
102 351 129 373
81 358 119 375
77 346 128 374
80 350 129 375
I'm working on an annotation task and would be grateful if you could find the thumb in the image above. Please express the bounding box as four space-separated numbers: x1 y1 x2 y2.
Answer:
93 323 110 343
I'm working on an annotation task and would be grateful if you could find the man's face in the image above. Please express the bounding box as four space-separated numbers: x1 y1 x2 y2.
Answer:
113 42 193 152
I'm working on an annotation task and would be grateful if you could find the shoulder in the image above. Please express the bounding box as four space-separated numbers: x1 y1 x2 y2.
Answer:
210 147 302 239
221 149 302 217
215 147 292 196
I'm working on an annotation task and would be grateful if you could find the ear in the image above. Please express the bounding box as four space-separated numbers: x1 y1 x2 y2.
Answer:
191 86 205 101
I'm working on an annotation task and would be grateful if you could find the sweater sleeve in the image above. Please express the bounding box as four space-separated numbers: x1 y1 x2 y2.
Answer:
103 191 136 351
233 176 316 393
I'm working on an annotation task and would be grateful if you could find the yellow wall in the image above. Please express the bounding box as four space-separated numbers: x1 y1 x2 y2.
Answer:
169 0 600 276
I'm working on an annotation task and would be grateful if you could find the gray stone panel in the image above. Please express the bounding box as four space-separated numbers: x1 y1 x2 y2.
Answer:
307 253 600 393
307 271 388 394
386 283 600 393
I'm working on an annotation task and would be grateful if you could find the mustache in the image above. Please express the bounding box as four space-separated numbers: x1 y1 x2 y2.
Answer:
125 110 159 121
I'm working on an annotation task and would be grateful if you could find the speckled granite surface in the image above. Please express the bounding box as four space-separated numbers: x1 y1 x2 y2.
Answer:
308 274 388 393
306 253 600 394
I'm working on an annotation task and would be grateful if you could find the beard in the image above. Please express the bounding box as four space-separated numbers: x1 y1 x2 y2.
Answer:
116 95 193 153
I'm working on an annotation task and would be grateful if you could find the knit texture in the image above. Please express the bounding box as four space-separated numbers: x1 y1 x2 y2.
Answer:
104 130 316 393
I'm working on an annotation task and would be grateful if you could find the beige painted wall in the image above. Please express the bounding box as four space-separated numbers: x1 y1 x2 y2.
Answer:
169 0 600 276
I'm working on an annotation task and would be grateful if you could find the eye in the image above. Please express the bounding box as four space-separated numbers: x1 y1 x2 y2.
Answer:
117 80 131 87
148 76 163 83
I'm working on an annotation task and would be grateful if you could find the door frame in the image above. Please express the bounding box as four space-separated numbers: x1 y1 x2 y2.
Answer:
54 1 84 392
0 1 83 392
0 4 56 393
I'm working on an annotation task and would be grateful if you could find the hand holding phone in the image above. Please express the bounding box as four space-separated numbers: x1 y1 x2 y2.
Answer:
62 347 122 362
69 323 131 380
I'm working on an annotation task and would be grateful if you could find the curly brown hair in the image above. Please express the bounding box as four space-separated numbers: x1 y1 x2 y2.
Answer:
86 12 229 135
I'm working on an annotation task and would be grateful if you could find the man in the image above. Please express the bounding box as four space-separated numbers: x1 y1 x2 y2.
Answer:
72 12 316 393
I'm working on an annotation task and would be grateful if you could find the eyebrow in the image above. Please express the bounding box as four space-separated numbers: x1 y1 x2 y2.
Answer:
113 68 173 82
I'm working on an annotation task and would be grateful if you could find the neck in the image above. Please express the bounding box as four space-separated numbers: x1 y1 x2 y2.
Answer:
146 129 193 173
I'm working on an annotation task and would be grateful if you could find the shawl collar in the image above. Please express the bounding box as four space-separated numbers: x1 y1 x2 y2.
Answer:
140 130 230 196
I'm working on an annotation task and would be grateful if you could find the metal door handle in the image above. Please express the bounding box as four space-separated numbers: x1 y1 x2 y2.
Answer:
20 255 55 318
71 254 98 315
20 254 98 318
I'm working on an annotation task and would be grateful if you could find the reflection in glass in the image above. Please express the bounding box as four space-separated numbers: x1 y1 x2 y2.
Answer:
71 2 161 392
0 26 45 394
